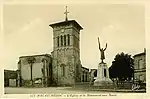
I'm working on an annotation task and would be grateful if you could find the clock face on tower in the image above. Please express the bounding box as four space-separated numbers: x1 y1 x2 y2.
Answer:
61 28 65 33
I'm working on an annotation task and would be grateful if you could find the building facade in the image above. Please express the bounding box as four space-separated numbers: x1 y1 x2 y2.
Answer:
81 66 90 82
133 50 146 84
18 54 52 87
4 70 17 87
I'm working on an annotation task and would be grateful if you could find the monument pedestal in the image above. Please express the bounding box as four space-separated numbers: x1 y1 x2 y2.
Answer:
94 62 113 86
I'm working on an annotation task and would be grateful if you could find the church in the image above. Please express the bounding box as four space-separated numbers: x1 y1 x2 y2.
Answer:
17 7 90 87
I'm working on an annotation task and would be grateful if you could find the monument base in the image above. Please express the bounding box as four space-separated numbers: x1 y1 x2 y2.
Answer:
94 79 113 86
94 62 113 86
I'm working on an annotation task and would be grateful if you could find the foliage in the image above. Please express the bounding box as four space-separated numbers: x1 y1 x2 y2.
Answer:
109 52 134 81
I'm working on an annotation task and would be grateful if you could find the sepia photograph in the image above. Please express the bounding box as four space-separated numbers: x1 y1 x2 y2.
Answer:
2 2 147 98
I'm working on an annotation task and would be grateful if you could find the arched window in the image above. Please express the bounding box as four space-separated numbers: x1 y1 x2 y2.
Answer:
67 34 70 45
61 35 63 46
60 64 65 76
64 35 66 46
62 66 65 76
104 69 107 77
57 36 59 47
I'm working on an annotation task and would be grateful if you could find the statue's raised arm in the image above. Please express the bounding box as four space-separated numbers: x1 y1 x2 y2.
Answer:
104 43 107 51
98 37 101 50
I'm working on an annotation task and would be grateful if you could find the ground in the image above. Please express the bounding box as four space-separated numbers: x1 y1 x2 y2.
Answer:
4 87 146 94
4 87 109 94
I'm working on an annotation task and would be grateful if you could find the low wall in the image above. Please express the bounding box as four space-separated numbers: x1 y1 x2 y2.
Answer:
74 81 133 90
114 81 133 89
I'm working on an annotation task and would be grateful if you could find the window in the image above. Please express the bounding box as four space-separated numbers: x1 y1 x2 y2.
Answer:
139 75 144 81
82 73 84 82
61 64 65 76
64 35 66 46
135 60 138 69
138 59 143 69
104 69 107 77
57 36 59 47
85 72 87 82
94 70 97 77
62 66 65 76
61 35 63 46
67 34 70 45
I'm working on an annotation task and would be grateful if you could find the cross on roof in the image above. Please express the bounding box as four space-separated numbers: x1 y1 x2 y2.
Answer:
64 6 69 21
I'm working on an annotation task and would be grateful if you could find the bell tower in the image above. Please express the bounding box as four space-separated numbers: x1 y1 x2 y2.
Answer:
49 6 83 85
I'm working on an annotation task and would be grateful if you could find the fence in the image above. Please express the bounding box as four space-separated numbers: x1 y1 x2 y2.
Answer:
113 81 133 89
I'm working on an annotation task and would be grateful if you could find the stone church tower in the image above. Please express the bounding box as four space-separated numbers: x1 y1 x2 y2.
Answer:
49 7 83 85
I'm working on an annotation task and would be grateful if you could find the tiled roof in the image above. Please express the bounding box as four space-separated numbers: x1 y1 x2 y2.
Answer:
133 52 146 57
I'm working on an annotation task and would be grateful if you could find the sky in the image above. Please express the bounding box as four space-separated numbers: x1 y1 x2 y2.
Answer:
3 4 145 70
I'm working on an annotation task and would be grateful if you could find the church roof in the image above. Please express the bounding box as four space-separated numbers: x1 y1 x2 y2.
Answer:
49 20 83 30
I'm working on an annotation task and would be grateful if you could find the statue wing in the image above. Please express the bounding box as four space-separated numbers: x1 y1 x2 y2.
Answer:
104 43 107 51
98 37 101 50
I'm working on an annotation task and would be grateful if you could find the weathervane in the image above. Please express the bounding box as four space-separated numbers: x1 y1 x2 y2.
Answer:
64 6 69 21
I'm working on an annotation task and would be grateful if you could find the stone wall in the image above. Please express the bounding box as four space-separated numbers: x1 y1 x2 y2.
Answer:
19 54 52 87
52 49 78 86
